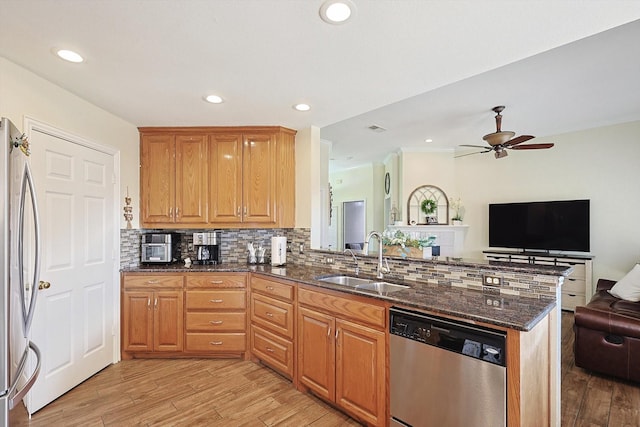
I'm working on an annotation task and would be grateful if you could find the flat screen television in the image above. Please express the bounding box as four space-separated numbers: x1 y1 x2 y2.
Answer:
489 199 590 252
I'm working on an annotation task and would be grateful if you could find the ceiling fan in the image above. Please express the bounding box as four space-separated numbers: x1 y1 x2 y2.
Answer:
458 106 554 159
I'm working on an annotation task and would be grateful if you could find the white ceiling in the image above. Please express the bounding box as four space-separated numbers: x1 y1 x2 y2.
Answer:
2 1 640 171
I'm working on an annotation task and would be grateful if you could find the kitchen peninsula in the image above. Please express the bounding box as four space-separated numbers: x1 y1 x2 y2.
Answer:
122 253 567 426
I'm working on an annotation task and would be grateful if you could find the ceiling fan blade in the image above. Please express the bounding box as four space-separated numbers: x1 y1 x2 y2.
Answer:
455 150 491 158
504 135 535 147
459 144 492 149
510 143 555 150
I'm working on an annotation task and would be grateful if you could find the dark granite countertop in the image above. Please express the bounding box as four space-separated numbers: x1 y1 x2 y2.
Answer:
122 262 557 332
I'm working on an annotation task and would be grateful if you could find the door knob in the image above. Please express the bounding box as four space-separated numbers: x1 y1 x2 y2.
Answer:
38 281 51 290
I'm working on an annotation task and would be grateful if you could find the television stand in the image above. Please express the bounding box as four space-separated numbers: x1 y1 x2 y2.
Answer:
483 249 594 311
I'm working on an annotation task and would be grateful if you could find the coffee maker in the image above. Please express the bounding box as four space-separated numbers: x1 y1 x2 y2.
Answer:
192 231 221 265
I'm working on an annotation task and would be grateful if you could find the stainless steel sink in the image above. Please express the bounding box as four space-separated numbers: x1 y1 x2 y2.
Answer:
356 282 409 294
316 275 373 287
316 275 410 294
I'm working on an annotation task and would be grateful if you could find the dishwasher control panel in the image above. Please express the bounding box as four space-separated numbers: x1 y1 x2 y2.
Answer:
390 307 506 366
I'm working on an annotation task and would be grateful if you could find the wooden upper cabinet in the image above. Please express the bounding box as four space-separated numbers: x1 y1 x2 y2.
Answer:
243 133 277 224
140 134 175 224
209 133 243 223
175 135 208 224
139 126 296 229
140 133 207 225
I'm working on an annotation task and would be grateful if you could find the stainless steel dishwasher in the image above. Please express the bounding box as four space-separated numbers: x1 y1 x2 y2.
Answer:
389 307 507 427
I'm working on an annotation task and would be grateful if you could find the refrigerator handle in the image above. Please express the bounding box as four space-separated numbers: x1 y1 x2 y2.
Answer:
7 341 42 410
18 161 42 338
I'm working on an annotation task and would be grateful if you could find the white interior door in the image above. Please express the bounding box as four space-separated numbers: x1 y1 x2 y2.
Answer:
24 123 117 413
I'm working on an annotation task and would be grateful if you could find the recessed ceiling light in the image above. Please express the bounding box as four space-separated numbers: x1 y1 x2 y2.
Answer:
204 94 224 104
425 138 433 143
56 49 84 63
293 103 311 112
319 0 356 24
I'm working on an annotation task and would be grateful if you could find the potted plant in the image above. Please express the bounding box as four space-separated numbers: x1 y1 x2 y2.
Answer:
420 199 437 223
450 197 463 225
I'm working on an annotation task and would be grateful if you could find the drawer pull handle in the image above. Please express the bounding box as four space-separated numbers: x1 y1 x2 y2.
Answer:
266 348 275 353
210 299 223 303
209 320 223 325
266 286 275 291
210 280 224 284
209 341 223 345
147 280 159 284
266 312 274 317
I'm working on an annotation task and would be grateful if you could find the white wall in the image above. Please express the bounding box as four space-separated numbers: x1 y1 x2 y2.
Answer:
455 120 640 283
0 57 139 228
400 149 457 224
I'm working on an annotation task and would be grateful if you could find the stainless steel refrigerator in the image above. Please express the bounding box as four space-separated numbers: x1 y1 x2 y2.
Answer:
0 117 42 424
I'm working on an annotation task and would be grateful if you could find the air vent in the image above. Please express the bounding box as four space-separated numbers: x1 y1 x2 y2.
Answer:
368 124 387 133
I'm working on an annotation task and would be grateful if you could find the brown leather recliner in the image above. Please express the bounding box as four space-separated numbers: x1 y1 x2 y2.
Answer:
574 279 640 382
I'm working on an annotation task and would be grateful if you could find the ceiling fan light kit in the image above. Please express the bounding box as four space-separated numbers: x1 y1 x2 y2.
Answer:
458 105 555 159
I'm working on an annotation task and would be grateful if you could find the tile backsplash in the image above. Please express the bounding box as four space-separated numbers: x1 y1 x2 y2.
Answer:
120 228 310 268
121 227 561 300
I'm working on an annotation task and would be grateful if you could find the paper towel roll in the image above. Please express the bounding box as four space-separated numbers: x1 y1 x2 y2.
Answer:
271 236 287 266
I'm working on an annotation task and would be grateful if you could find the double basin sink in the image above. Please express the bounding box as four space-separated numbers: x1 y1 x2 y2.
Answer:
315 275 409 295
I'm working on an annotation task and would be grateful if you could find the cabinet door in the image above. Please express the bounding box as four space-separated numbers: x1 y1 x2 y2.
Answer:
209 133 243 223
140 134 175 224
298 307 335 401
242 133 277 224
153 291 184 352
335 319 386 426
122 291 153 352
175 134 208 224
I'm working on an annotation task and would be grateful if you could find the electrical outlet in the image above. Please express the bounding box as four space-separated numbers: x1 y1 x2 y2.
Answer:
482 274 503 287
485 297 504 309
325 257 334 264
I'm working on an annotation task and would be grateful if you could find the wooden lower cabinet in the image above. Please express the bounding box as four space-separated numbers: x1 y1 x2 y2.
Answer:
122 289 184 354
249 274 296 379
185 273 248 356
297 288 387 427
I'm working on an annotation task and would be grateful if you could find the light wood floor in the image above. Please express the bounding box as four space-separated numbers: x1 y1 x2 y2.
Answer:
11 312 640 426
9 358 361 426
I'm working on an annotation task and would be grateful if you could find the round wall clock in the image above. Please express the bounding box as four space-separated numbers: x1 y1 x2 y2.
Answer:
384 172 391 195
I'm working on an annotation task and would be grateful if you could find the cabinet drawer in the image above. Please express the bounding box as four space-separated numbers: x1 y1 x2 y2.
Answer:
186 312 246 332
186 290 246 310
563 278 586 293
561 291 586 311
185 332 246 352
251 325 293 377
559 263 586 280
251 276 294 302
251 294 294 339
186 273 246 289
123 274 183 289
298 288 386 329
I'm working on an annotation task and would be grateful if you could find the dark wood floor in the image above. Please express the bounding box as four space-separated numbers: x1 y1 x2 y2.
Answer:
10 312 640 426
561 311 640 426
